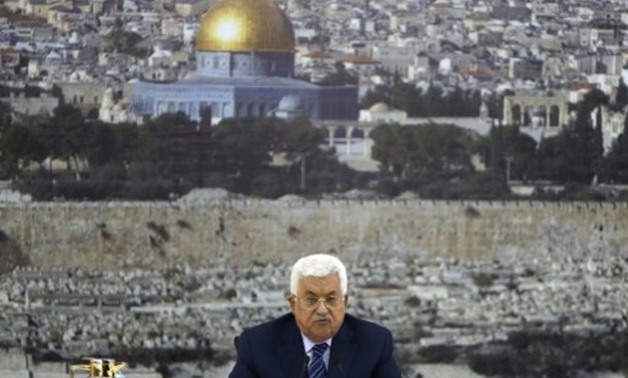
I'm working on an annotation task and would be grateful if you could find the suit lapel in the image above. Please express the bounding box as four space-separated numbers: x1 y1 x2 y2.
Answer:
278 316 308 378
328 320 357 378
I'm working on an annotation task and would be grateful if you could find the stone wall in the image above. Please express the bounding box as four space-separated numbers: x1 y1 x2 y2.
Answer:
0 347 27 370
1 200 628 268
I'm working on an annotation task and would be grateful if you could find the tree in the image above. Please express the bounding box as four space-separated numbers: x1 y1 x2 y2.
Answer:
476 124 538 182
82 121 119 168
537 134 570 181
0 229 31 274
486 91 507 120
0 101 12 132
360 86 389 110
593 106 605 180
371 122 474 187
505 127 538 181
199 106 212 129
370 123 413 180
214 118 274 177
111 122 141 165
135 112 207 183
582 88 609 114
423 85 445 117
537 90 608 184
39 104 87 172
390 81 420 116
0 123 34 175
488 122 505 175
0 118 51 175
615 77 628 109
104 17 146 57
280 117 322 159
360 81 482 118
86 108 99 120
600 112 628 183
318 61 358 86
418 124 474 175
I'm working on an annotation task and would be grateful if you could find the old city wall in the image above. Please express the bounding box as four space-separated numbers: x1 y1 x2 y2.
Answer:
1 200 627 268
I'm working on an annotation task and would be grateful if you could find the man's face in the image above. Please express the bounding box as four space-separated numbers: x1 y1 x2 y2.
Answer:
289 274 347 343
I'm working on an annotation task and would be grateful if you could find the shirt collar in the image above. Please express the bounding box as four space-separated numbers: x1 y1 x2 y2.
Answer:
301 333 332 354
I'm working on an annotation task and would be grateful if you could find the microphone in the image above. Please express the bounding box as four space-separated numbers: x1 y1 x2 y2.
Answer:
297 355 310 378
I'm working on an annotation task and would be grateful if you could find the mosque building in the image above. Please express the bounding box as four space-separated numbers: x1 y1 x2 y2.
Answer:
129 0 359 123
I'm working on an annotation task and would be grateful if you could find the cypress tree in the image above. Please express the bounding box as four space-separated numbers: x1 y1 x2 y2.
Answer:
616 77 628 109
592 106 605 183
489 120 505 176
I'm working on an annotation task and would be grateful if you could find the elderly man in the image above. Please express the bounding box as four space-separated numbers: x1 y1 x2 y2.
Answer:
229 254 401 378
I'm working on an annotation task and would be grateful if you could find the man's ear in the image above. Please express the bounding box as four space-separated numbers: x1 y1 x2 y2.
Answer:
344 294 349 307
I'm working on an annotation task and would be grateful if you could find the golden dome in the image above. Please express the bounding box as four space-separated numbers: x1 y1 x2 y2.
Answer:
196 0 295 53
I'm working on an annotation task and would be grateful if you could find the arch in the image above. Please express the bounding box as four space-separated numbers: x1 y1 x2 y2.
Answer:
503 94 569 128
350 128 364 138
534 105 547 128
311 121 380 157
333 127 347 138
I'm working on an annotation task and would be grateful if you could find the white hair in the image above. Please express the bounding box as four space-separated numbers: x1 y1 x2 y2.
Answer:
290 254 348 295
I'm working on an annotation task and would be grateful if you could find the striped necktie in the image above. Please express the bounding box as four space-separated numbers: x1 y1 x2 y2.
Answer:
308 343 329 378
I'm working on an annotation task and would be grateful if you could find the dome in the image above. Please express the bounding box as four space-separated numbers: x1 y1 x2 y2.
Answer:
278 94 304 112
369 102 389 112
196 0 295 53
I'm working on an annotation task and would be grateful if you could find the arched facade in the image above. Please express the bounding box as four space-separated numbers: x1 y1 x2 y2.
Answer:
314 121 377 157
503 94 569 128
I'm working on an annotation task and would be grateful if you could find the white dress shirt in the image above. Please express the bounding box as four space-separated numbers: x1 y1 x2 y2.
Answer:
301 334 332 370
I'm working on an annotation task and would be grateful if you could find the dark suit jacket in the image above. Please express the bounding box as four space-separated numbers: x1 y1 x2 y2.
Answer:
229 313 401 378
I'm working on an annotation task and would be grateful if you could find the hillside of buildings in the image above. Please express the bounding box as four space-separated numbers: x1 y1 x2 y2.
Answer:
2 0 628 205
